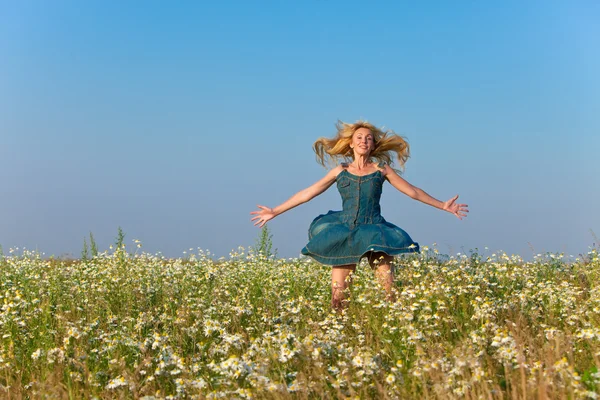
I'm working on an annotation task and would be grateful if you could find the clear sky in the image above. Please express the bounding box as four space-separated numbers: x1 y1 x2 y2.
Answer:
2 1 599 260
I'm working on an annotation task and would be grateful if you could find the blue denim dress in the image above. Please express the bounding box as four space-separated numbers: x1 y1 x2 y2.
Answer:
301 164 419 266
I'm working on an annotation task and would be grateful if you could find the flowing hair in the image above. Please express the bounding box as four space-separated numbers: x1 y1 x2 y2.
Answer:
313 120 411 172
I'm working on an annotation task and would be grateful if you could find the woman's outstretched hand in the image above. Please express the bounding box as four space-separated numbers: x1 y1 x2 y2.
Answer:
442 195 469 220
250 205 276 228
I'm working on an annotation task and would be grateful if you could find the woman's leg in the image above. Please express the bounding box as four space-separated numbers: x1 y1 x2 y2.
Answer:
367 252 396 301
331 264 356 311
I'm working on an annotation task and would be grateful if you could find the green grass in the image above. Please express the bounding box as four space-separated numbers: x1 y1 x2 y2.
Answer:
0 245 599 399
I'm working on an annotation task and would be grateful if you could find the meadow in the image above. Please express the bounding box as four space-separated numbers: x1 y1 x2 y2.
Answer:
0 242 599 399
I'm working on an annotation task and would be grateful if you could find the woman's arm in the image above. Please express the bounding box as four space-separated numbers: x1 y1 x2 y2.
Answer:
382 165 469 219
251 165 344 227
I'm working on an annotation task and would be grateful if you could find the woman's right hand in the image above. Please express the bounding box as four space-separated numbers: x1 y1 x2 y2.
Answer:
250 205 276 228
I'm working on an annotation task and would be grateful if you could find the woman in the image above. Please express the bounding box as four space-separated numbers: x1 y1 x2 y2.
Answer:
251 120 468 309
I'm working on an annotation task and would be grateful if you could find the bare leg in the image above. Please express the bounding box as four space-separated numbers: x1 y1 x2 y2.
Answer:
367 252 396 301
331 264 356 311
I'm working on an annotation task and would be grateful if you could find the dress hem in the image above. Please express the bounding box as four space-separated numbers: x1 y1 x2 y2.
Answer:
301 243 420 267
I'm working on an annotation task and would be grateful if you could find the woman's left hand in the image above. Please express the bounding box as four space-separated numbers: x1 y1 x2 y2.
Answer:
442 195 469 220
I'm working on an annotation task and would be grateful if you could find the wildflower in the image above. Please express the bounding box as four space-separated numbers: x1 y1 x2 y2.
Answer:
47 348 64 364
191 378 207 389
352 355 364 367
288 380 302 392
106 376 128 389
31 349 42 360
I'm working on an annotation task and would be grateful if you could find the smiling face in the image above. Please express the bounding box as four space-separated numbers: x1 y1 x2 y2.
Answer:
350 127 375 157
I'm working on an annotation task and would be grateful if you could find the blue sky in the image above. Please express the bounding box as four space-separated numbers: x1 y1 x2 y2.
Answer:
1 1 598 259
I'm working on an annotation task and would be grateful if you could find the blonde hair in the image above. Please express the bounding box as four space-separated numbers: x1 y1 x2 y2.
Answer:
313 120 410 171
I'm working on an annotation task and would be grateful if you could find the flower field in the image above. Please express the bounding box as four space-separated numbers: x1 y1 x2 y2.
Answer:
1 244 599 399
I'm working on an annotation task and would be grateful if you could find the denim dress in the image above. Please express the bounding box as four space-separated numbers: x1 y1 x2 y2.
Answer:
301 163 420 266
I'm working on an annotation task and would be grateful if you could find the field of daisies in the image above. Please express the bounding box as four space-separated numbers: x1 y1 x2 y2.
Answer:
1 242 599 399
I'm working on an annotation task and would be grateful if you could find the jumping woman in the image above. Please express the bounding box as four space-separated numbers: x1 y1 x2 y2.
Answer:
251 120 468 310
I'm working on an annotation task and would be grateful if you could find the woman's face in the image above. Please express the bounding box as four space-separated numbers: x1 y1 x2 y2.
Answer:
351 127 375 156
